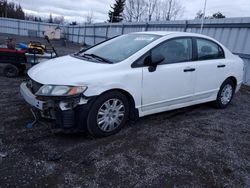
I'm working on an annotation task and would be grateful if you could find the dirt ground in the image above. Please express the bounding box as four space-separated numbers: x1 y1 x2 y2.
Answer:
0 34 250 188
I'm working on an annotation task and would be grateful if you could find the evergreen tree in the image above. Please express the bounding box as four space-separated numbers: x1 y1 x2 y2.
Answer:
0 0 25 19
16 4 25 20
108 0 125 23
48 13 53 23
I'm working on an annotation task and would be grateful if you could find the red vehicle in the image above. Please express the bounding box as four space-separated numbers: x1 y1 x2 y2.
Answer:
0 47 27 77
0 37 57 77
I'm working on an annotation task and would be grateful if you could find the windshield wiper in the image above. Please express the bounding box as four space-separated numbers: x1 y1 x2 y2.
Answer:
83 53 113 64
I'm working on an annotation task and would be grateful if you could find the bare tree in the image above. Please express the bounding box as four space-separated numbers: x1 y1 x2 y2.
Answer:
124 0 147 22
134 0 147 22
124 0 183 22
162 0 183 21
153 0 163 21
123 0 134 22
146 0 158 21
85 10 94 24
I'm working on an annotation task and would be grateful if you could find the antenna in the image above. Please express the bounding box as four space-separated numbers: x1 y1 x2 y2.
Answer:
200 0 207 34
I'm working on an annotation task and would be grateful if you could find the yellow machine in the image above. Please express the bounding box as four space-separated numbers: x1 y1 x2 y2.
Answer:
28 41 46 54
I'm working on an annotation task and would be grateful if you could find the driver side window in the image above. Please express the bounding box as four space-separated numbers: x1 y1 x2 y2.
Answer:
151 38 193 64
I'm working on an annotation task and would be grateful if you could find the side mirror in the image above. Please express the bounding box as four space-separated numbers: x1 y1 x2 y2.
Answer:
145 54 165 72
151 54 165 65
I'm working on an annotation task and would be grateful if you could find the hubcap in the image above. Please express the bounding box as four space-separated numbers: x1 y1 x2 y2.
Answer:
97 98 125 132
220 84 233 105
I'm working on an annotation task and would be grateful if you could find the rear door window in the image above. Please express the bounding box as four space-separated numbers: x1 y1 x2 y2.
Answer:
196 38 224 60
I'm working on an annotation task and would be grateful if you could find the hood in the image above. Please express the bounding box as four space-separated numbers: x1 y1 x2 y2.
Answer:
28 55 111 86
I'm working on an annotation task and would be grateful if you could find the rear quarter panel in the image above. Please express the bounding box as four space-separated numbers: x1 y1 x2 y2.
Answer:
224 50 244 91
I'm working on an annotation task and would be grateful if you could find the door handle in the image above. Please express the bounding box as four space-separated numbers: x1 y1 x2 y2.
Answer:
217 64 226 68
183 68 195 72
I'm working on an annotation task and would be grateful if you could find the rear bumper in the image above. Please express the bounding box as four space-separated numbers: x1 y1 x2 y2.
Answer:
20 82 94 132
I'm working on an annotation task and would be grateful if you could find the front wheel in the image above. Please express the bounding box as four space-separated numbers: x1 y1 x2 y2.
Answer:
16 64 27 74
87 91 129 137
214 79 235 109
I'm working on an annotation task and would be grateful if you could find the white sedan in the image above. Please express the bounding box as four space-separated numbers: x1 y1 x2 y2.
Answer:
20 31 244 137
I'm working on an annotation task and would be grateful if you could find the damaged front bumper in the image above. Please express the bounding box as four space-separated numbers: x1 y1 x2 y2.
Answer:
20 82 46 111
20 82 92 132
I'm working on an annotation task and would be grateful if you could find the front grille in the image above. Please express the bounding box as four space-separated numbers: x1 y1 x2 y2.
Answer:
32 80 43 93
27 79 43 94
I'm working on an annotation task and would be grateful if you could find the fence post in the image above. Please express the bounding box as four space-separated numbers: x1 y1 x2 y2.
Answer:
121 23 124 34
37 22 40 37
17 20 20 35
184 20 188 32
83 23 86 45
145 22 149 31
93 24 96 45
67 26 69 41
77 26 80 44
72 26 74 42
105 25 109 39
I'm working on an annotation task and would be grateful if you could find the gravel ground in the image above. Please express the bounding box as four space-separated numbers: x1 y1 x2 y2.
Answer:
0 34 250 188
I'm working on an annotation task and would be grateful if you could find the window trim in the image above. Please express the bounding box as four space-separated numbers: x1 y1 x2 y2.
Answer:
193 37 225 61
131 36 195 68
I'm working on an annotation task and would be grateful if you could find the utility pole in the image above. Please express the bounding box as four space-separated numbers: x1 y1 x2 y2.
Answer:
200 0 207 34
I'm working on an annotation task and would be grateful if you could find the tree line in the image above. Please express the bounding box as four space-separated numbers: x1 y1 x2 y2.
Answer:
0 0 226 24
0 0 65 23
108 0 226 23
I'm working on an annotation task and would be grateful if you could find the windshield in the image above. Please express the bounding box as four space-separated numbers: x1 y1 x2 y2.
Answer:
79 34 161 63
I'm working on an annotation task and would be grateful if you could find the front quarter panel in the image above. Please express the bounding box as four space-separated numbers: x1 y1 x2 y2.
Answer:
83 66 143 109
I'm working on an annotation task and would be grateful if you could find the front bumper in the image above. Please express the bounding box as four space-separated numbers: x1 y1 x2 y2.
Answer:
20 82 93 132
20 82 46 111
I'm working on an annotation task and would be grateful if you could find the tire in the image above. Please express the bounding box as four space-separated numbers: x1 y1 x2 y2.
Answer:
87 91 129 137
3 64 19 78
214 79 235 109
16 64 27 74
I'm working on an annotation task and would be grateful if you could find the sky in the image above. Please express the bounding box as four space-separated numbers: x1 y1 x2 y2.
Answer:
13 0 250 23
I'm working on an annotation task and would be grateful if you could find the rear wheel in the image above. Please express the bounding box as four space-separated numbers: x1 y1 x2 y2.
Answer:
87 91 129 137
3 64 19 78
214 79 235 109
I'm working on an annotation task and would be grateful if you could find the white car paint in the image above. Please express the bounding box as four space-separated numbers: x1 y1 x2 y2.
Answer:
28 31 244 117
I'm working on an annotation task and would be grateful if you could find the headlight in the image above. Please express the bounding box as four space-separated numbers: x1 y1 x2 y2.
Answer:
36 85 87 97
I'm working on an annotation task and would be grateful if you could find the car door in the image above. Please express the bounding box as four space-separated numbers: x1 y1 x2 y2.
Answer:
193 38 227 101
141 37 196 112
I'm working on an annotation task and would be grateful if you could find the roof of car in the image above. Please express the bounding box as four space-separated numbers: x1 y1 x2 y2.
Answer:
134 31 179 36
133 31 206 38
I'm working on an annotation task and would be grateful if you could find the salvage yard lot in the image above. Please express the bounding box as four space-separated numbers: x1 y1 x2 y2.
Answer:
0 36 250 187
